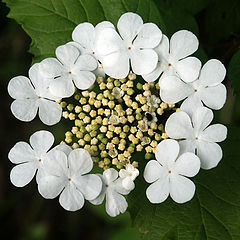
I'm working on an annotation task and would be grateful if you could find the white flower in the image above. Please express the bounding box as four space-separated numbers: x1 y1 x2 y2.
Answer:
95 12 162 79
39 43 97 98
72 21 114 77
159 59 227 117
165 107 227 169
90 168 130 217
142 30 201 83
144 139 200 203
146 95 161 108
119 164 139 190
8 130 55 187
38 148 102 211
8 63 62 125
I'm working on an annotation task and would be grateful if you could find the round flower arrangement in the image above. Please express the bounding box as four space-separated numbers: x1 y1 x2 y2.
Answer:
7 12 227 217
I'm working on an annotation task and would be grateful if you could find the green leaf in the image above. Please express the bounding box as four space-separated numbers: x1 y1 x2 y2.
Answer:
228 49 240 95
128 126 240 239
204 0 240 43
3 0 165 62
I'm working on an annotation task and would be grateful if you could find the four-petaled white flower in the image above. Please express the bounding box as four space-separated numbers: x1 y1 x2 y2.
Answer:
95 12 162 79
165 107 227 169
119 164 139 190
8 63 62 125
144 139 200 203
90 168 130 217
8 130 55 187
39 43 97 98
72 21 114 77
142 30 201 83
146 95 161 108
159 59 227 117
38 148 102 211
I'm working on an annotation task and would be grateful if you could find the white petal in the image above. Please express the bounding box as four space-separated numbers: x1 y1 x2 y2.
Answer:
73 71 96 90
90 174 106 205
131 49 158 75
192 107 213 134
52 144 72 156
113 178 130 195
103 168 118 184
8 76 36 99
11 99 38 122
56 44 80 66
8 142 35 164
29 63 45 92
68 148 93 175
39 58 62 78
10 162 37 187
199 59 226 86
72 22 95 51
159 76 194 104
199 124 227 142
122 177 135 191
43 150 68 176
199 84 227 110
165 111 194 139
146 177 170 203
170 174 195 203
119 169 128 178
155 35 170 61
59 184 84 211
95 28 123 56
117 12 143 42
180 94 203 118
134 23 162 49
74 54 97 71
49 77 75 98
155 139 180 167
74 174 102 200
101 51 130 79
175 57 201 82
106 190 128 217
144 160 164 183
178 139 196 155
30 130 54 153
95 21 115 32
142 62 163 82
38 175 65 198
170 30 199 60
196 141 223 169
174 152 200 177
38 99 62 126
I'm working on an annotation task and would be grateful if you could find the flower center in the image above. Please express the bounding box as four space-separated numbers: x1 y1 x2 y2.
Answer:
68 71 72 74
194 89 198 92
38 158 42 162
68 177 72 181
168 170 172 174
105 184 109 187
128 46 131 50
168 63 172 66
92 51 95 55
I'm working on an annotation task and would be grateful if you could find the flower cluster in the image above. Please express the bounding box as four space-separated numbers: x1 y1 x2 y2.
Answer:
7 12 227 217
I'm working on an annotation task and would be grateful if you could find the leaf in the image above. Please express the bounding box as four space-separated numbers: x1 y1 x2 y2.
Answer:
204 0 240 43
153 1 199 37
3 0 164 62
128 126 240 240
228 49 240 95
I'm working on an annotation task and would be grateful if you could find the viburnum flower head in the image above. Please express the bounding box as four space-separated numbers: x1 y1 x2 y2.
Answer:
90 168 130 217
165 107 227 169
8 63 62 125
38 148 102 211
144 139 200 203
72 21 114 77
8 130 56 187
159 59 227 116
143 30 201 83
119 164 139 190
39 43 97 98
95 12 162 79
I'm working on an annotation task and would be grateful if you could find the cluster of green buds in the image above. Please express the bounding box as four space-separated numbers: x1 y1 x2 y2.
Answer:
60 72 179 170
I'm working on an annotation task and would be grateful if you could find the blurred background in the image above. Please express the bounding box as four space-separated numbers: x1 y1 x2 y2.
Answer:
1 0 240 239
